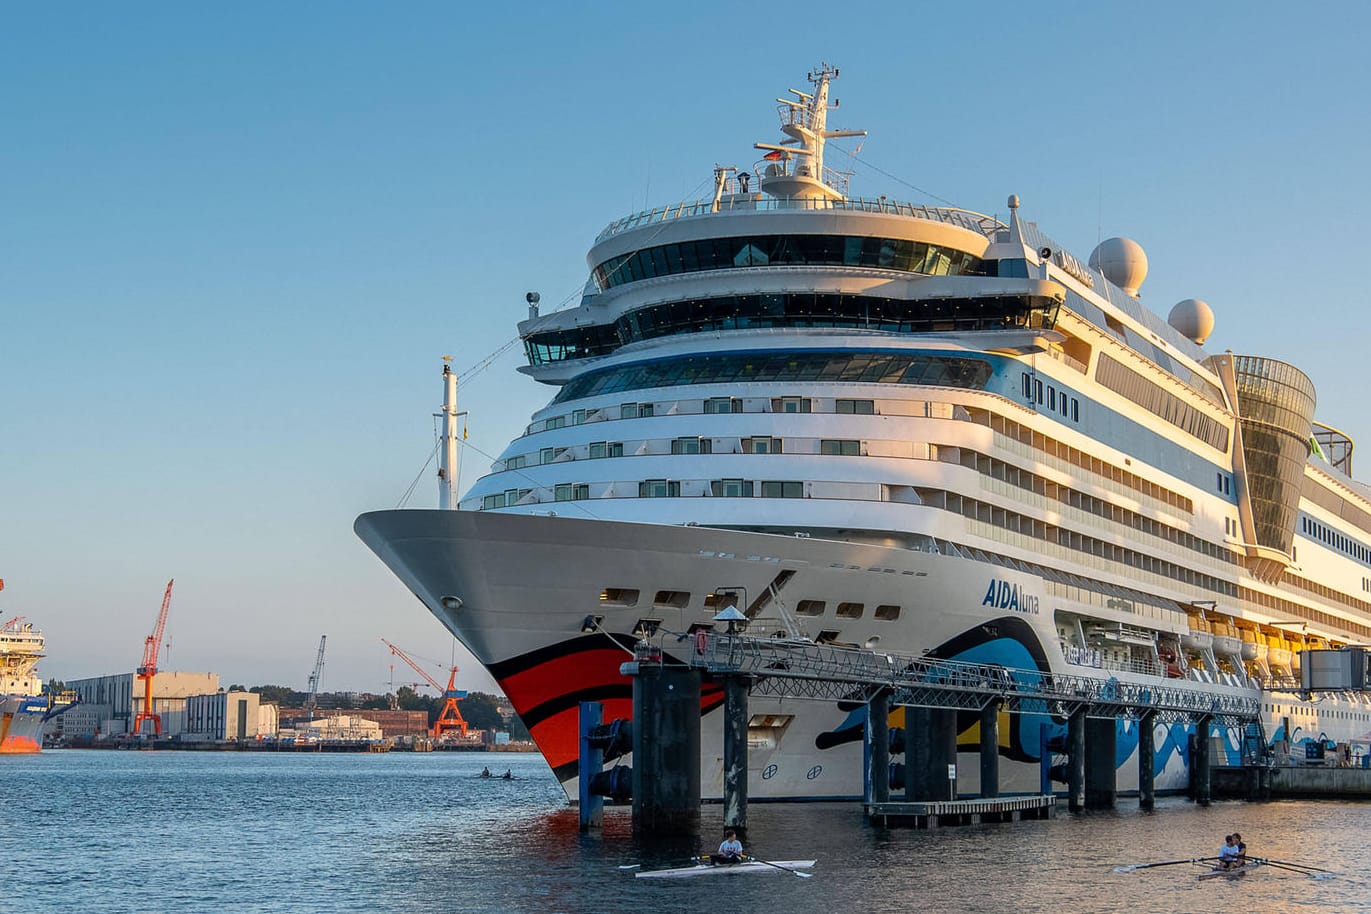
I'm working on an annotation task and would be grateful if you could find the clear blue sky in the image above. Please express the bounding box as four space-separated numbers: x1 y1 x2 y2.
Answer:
4 2 1368 695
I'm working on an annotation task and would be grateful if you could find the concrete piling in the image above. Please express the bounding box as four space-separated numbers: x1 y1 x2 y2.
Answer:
979 701 1000 799
1067 707 1086 812
1138 711 1156 810
1084 716 1117 809
721 675 749 834
630 665 701 834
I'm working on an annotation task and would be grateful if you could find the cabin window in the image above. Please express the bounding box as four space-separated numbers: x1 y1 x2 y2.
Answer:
705 397 743 414
821 439 861 456
639 479 680 498
761 481 804 498
710 479 752 497
599 588 639 607
773 397 812 413
555 483 589 501
874 604 901 621
795 600 825 616
653 591 690 609
672 437 712 455
836 399 875 415
742 436 782 454
836 602 864 619
506 455 526 470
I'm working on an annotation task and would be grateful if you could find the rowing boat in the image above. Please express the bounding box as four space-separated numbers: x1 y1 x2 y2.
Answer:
1197 861 1263 880
634 859 816 879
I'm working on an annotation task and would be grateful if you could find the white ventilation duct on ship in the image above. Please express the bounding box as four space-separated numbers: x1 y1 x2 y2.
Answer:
1088 237 1149 298
1168 299 1215 345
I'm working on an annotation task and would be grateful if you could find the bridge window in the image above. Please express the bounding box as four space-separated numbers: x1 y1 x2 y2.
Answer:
553 351 996 404
592 234 984 290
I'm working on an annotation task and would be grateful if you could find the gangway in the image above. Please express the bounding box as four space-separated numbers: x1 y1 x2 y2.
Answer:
685 631 1260 726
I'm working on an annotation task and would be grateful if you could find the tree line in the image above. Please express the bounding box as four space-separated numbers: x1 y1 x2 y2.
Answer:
226 684 531 740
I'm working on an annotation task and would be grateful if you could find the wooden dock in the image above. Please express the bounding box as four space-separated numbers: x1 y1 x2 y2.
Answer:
865 794 1055 828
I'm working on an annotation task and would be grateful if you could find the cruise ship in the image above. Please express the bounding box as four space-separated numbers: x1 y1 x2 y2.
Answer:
1 614 53 754
357 65 1371 800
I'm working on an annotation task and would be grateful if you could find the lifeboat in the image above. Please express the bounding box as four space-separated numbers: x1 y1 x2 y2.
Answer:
1208 613 1243 659
1264 629 1292 674
1180 612 1213 653
1236 623 1262 662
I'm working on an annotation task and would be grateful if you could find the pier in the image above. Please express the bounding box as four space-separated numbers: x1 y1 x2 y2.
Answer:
580 629 1262 833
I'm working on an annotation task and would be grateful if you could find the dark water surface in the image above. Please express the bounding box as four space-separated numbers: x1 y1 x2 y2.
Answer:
7 750 1369 913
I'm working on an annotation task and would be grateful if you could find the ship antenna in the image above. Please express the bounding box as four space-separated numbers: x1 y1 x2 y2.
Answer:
755 63 865 201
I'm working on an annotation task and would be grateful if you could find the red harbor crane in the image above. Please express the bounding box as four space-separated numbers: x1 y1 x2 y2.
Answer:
382 638 469 739
133 579 174 737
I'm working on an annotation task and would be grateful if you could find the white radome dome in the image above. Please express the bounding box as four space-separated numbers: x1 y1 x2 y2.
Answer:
1088 237 1149 297
1168 299 1215 345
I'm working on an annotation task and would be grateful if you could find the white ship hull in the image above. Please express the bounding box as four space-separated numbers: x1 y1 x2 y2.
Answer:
356 509 1345 800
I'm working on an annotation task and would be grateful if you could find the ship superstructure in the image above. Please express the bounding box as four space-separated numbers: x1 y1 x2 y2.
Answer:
357 65 1371 798
1 617 51 753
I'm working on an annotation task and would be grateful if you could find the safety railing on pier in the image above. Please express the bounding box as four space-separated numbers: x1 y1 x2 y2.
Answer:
679 632 1259 726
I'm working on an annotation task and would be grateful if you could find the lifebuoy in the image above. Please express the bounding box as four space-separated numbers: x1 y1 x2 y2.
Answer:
695 630 708 655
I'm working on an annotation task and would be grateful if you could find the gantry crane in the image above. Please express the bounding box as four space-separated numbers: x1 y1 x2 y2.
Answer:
305 635 327 723
382 638 469 739
133 579 174 737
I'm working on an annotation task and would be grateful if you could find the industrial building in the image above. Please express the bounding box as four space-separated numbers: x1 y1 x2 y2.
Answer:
58 671 275 740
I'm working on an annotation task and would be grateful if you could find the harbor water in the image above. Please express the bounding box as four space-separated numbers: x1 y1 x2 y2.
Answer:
8 750 1371 913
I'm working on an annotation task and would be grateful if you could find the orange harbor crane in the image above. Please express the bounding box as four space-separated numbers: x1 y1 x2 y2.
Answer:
382 638 469 739
133 579 174 737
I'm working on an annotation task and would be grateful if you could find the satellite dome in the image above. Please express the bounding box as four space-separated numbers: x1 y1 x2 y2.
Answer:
1088 237 1149 297
1168 299 1215 345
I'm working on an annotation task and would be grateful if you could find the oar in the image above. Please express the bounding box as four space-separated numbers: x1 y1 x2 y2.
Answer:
1113 857 1218 873
743 855 813 878
1252 858 1336 877
616 864 641 870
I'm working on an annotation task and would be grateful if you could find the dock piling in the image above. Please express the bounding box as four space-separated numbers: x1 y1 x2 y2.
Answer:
629 664 701 834
722 674 749 834
578 701 604 831
1138 710 1156 810
979 700 1000 799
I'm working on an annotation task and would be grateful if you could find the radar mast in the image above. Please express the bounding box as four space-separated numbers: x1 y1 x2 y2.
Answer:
755 63 866 201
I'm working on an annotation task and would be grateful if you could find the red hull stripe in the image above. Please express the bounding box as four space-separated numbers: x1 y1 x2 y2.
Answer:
487 636 723 777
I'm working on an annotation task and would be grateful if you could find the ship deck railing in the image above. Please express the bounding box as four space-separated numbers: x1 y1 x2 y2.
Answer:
673 631 1260 725
594 196 1004 243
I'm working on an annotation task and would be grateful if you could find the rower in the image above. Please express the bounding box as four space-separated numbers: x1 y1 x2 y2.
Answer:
1218 835 1239 869
1233 832 1246 865
711 828 744 865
